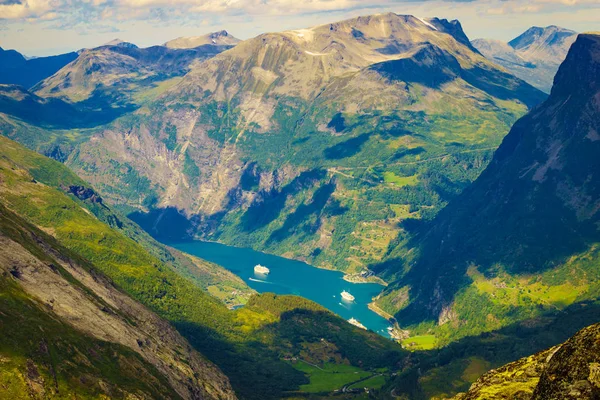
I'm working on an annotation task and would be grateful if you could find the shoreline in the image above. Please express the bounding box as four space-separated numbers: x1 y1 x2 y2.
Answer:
343 273 388 286
191 237 390 287
368 301 394 320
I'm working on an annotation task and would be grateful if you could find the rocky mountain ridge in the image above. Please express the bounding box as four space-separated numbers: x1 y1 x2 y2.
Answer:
452 322 600 399
0 46 78 89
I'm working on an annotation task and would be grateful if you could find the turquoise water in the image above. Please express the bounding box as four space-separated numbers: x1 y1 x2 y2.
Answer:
170 240 392 337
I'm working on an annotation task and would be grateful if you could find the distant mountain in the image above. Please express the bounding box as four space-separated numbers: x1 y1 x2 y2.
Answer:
102 38 139 48
453 322 600 399
0 46 78 89
30 41 234 114
473 25 577 92
165 30 241 49
375 33 600 344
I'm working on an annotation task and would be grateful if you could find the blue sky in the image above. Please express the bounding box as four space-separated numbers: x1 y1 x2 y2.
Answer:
1 0 599 56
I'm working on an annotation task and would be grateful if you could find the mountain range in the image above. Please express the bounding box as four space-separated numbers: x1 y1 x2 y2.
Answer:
31 14 546 283
1 12 600 400
472 25 578 93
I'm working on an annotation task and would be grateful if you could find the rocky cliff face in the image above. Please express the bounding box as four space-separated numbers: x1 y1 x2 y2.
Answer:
453 322 600 400
0 208 236 400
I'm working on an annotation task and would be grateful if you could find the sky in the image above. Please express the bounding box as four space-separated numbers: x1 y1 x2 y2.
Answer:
1 0 599 56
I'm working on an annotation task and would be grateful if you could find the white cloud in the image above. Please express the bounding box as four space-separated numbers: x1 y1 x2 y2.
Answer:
0 0 57 19
1 0 598 56
1 0 598 24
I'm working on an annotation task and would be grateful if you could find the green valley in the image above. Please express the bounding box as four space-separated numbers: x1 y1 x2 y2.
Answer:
0 134 406 399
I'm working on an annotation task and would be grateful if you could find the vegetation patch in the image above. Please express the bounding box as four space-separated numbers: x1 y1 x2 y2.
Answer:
291 361 372 393
383 172 419 187
401 335 437 350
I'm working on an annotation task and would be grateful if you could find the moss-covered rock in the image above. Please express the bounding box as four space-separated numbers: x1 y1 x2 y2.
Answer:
453 322 600 400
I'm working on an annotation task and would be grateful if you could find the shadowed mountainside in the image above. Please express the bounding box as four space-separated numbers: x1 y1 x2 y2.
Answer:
375 33 600 346
0 46 78 89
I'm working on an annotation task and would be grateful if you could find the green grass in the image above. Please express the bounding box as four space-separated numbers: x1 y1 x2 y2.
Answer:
133 77 184 104
390 204 420 219
348 374 387 390
419 356 490 399
292 362 372 393
0 211 181 399
383 172 419 187
401 335 437 350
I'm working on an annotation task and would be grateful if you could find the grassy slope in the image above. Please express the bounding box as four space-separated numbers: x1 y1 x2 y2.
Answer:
0 205 185 399
0 277 181 399
0 135 405 399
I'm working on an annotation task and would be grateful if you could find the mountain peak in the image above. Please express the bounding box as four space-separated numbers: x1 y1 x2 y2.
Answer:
210 30 231 38
164 30 241 49
551 33 600 97
508 25 577 52
473 25 578 92
102 38 138 48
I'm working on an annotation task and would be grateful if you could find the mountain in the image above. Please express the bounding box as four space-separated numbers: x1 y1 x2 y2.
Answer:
0 83 130 129
31 40 235 110
165 30 241 49
374 33 600 345
0 134 406 399
49 13 546 281
452 322 600 400
0 46 78 89
0 136 236 399
103 38 139 48
472 25 577 92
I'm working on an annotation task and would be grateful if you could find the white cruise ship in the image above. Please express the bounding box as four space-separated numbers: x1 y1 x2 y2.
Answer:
254 264 270 275
341 290 355 302
347 318 366 330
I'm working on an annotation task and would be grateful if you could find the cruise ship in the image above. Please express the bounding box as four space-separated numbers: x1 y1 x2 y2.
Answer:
341 290 355 302
254 264 270 275
347 318 366 330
